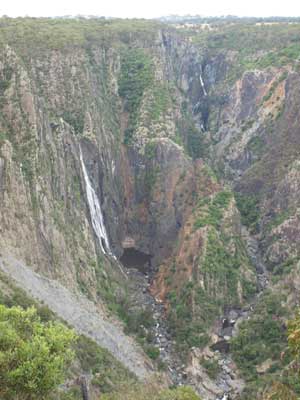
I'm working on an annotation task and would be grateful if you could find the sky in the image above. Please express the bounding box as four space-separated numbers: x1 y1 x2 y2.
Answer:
1 0 300 19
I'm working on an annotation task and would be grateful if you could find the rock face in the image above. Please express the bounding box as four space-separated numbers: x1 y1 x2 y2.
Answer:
0 29 200 287
213 67 300 273
1 18 300 398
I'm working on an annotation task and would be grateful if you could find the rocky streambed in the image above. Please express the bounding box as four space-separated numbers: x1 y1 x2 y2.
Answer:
125 267 186 385
210 228 270 399
124 225 270 399
0 231 270 399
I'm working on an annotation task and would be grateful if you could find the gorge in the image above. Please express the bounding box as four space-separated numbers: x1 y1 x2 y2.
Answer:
0 16 300 400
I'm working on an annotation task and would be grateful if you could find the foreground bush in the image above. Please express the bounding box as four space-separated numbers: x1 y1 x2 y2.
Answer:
0 305 76 400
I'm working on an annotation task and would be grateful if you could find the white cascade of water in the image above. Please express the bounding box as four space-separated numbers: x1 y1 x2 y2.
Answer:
199 72 207 96
199 65 207 96
79 148 112 256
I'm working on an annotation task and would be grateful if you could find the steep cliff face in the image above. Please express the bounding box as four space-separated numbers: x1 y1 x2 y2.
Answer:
212 63 300 292
0 21 232 294
1 18 300 399
0 23 195 278
190 25 300 398
0 43 115 292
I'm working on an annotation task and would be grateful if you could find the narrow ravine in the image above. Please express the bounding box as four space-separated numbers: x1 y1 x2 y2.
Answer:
125 267 186 385
213 227 270 399
121 224 271 399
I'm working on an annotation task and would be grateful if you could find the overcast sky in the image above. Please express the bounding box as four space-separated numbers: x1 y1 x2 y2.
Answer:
1 0 300 19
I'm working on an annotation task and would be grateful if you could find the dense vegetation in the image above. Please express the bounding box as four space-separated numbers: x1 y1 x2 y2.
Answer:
167 232 253 353
232 292 287 378
193 190 232 229
234 192 260 232
0 273 135 399
118 48 154 143
0 305 76 400
167 189 255 354
187 22 300 82
0 17 162 55
0 272 203 399
258 310 300 399
230 291 300 399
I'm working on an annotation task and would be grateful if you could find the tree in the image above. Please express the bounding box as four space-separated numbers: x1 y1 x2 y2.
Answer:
0 305 76 400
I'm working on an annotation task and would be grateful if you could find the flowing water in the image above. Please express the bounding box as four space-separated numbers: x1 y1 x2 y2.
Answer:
80 148 112 256
124 267 185 385
80 147 268 398
199 71 207 96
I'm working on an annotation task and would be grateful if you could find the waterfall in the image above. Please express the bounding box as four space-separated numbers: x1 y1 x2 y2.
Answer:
199 65 207 96
199 73 207 96
79 148 112 256
217 395 229 400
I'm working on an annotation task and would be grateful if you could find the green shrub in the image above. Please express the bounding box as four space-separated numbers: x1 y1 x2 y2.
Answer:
0 272 54 322
193 190 232 230
144 345 160 360
147 84 171 121
0 305 76 400
231 292 287 384
145 141 157 159
201 358 221 379
235 192 260 231
0 131 8 142
187 126 206 160
61 110 85 135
